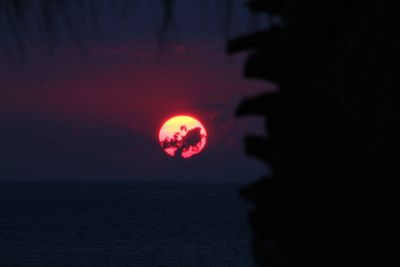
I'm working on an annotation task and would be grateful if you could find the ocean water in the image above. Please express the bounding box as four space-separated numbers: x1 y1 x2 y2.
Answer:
0 183 255 267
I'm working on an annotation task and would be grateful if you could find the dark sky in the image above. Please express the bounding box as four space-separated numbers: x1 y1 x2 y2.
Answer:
0 1 272 183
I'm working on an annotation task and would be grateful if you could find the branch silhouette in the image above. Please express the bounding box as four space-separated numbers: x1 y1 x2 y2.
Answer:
161 126 203 158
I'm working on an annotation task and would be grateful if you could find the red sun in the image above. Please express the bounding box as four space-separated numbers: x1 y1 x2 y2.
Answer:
159 115 207 158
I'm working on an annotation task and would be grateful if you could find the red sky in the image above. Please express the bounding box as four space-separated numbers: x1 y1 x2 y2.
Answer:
2 41 267 141
0 1 272 183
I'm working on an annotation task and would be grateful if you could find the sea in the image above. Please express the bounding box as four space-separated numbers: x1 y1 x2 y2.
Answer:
0 183 255 267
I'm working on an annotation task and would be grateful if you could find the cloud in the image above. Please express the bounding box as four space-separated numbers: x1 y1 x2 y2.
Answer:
172 44 188 53
194 101 235 144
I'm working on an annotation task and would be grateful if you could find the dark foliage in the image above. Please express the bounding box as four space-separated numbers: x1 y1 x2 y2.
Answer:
160 126 203 158
229 0 400 266
0 0 234 52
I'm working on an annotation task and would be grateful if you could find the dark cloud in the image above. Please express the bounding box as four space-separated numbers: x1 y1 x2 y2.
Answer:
195 100 235 146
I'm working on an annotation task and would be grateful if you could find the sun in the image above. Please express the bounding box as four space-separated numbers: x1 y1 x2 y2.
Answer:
159 115 207 158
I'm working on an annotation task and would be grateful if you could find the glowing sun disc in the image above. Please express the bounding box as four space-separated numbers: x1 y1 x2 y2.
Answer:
159 115 207 158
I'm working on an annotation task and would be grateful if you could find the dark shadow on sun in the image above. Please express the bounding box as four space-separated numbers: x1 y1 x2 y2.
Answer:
160 126 205 158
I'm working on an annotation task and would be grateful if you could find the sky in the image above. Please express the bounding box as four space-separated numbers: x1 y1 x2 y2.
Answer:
0 0 272 183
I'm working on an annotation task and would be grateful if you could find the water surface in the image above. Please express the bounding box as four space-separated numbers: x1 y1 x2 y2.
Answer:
0 183 254 267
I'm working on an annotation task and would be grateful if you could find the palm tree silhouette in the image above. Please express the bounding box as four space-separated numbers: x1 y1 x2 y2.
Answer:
229 0 400 266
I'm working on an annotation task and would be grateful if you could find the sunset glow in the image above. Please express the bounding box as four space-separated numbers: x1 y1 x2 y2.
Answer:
159 115 207 158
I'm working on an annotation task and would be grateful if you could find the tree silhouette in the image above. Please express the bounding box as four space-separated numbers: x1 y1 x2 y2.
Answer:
160 126 204 158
